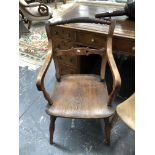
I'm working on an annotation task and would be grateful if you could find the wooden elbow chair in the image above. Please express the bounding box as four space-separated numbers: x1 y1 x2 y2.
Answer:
36 17 121 145
116 93 135 130
19 0 53 29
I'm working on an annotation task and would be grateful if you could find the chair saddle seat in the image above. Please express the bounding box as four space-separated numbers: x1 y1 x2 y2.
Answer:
46 74 114 118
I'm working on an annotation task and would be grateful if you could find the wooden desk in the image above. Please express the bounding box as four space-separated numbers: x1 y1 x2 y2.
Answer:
48 2 135 74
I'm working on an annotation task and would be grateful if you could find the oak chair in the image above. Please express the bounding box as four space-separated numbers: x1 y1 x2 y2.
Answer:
19 0 53 29
36 17 121 145
116 93 135 130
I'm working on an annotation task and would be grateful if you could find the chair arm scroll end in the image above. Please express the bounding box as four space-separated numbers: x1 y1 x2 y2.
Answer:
38 3 49 16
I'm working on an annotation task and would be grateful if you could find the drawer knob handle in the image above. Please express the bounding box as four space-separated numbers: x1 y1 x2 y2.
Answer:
91 38 94 42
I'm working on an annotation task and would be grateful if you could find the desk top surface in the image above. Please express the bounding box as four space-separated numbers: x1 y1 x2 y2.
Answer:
49 2 135 39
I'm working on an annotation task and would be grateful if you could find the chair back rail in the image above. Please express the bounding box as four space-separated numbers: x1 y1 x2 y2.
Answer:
46 17 116 82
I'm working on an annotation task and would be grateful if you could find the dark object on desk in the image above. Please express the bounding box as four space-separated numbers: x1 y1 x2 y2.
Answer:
36 18 121 145
49 17 111 26
95 1 135 20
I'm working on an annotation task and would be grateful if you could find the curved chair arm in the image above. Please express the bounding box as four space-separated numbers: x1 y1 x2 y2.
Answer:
106 37 121 106
27 2 40 7
36 40 53 105
25 3 49 16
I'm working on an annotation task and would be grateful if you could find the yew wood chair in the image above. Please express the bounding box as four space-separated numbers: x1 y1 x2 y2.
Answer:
116 93 135 130
36 17 121 145
19 0 53 29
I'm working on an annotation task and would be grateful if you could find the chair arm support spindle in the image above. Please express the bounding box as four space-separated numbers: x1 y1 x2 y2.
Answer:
49 17 111 26
36 41 53 105
106 37 121 106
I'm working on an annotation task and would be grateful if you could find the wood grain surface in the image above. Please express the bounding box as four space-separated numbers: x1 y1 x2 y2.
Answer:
117 93 135 130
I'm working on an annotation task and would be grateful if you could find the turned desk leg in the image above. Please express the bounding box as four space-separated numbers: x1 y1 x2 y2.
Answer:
49 116 56 144
104 117 111 145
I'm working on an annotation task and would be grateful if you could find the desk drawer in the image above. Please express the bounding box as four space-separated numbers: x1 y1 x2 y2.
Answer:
51 27 75 40
76 32 106 48
52 38 74 50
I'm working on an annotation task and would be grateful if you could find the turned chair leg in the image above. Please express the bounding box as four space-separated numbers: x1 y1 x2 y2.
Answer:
28 20 32 29
104 117 111 145
49 116 56 144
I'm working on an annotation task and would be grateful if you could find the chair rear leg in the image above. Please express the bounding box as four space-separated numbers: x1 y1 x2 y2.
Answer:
49 116 56 144
104 117 111 145
110 112 119 129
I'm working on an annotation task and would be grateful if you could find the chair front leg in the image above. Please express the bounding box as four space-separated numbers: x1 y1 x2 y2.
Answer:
28 20 32 29
104 117 111 145
49 116 56 144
